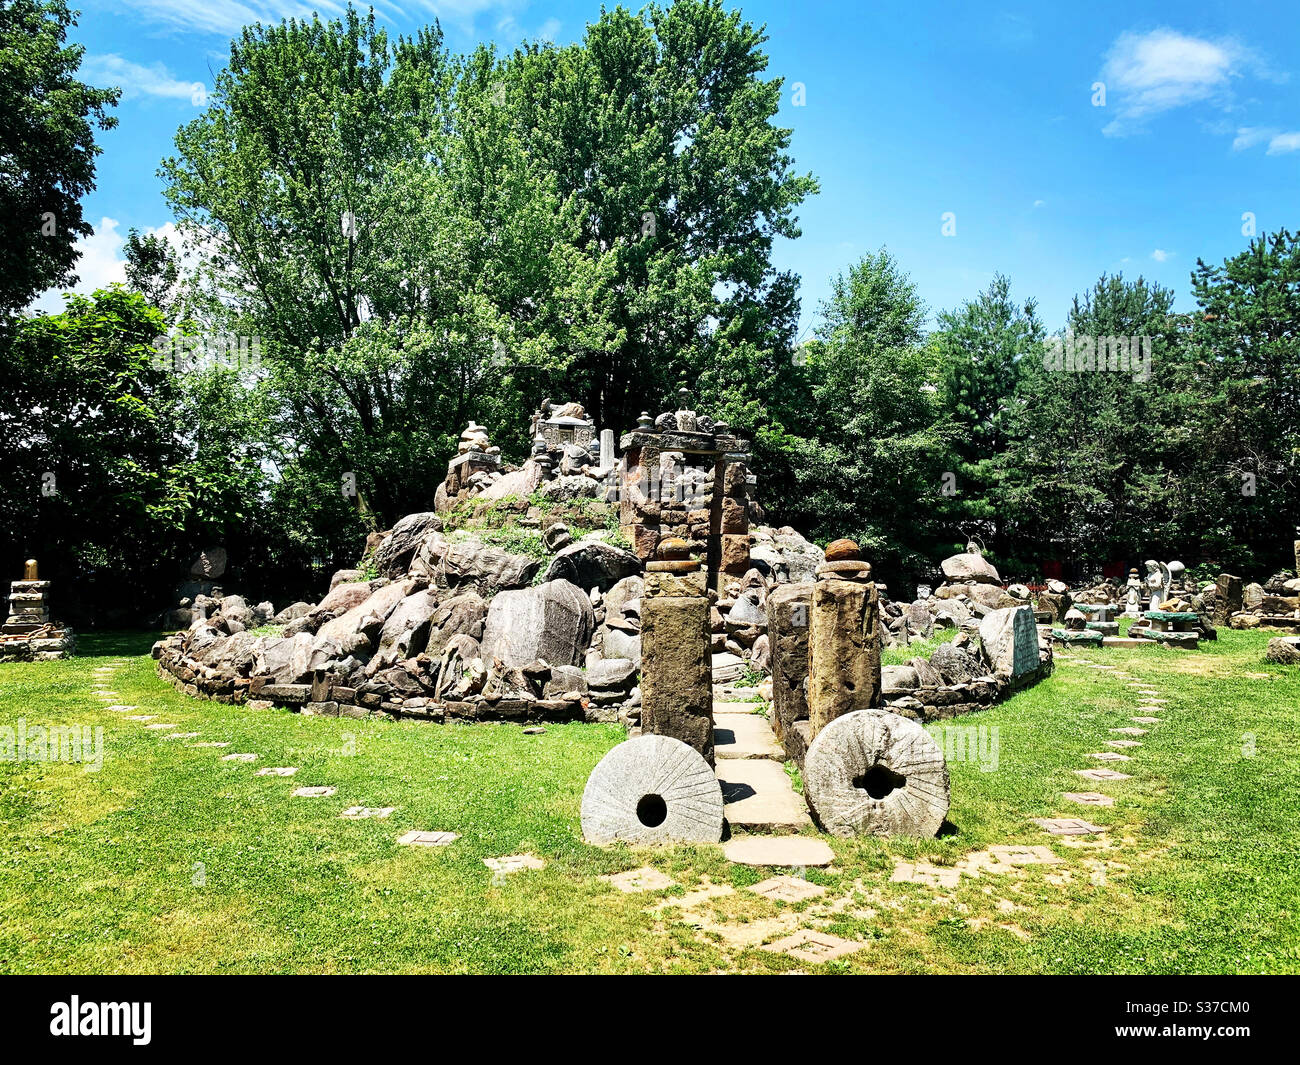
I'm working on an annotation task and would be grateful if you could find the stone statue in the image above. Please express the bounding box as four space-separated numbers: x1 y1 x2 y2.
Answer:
1123 568 1143 616
1143 559 1172 612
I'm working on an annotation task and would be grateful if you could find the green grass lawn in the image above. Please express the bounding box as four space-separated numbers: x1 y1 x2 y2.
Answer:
1 628 1297 973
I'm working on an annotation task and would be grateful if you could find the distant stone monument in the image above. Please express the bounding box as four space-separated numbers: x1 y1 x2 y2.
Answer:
807 539 881 739
1 560 75 661
1143 559 1172 611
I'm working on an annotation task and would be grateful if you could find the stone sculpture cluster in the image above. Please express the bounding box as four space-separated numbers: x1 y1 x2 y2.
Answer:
0 560 75 662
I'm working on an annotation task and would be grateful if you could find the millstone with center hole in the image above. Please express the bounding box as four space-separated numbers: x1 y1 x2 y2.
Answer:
581 734 724 844
803 709 949 837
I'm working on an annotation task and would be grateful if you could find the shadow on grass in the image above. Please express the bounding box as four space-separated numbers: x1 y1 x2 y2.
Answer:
77 630 163 658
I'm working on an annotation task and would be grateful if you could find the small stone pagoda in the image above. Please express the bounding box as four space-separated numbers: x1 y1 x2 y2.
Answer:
1 560 75 661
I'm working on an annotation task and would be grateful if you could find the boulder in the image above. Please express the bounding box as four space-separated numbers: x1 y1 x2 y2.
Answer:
478 460 545 502
424 592 488 659
545 664 588 697
316 581 410 645
773 527 824 583
439 538 540 596
601 625 642 667
881 664 919 691
373 589 441 666
480 579 594 668
190 546 227 580
371 512 444 576
273 601 312 624
329 569 362 590
543 541 641 593
940 549 1001 585
604 575 644 619
588 657 637 690
313 581 373 619
218 594 255 630
253 632 315 683
726 589 766 629
978 605 1039 677
750 633 770 672
929 641 985 684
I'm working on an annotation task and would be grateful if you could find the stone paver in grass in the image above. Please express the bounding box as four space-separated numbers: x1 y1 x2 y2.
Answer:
646 880 735 912
483 853 546 875
983 845 1063 869
1075 768 1133 781
1131 716 1161 724
104 705 138 713
292 786 337 798
1033 817 1106 836
1062 792 1115 807
144 723 178 730
723 836 834 868
254 766 298 777
1111 726 1148 735
1086 751 1131 761
397 830 460 848
890 860 960 889
340 806 395 819
124 715 156 721
221 752 257 762
522 726 546 735
1106 739 1142 748
761 929 863 964
748 875 827 903
161 732 201 740
601 867 677 893
188 741 230 748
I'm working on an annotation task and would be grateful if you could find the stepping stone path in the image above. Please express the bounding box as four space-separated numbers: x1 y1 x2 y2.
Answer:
891 860 960 888
397 830 459 848
1076 767 1132 781
747 875 826 903
484 854 545 875
124 715 156 722
712 692 810 835
722 836 833 868
254 767 298 777
340 806 394 819
188 741 230 748
601 867 676 893
145 723 177 730
761 929 863 964
221 753 257 762
1131 716 1161 724
1111 727 1147 735
1106 739 1141 748
292 786 337 798
1032 817 1106 836
1062 792 1115 807
104 706 138 713
1086 751 1130 761
162 732 200 740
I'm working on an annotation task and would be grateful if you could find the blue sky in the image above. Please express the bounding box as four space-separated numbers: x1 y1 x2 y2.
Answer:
45 0 1300 335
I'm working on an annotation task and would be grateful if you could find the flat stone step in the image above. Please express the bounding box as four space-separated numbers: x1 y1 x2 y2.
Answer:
714 713 784 760
716 758 811 834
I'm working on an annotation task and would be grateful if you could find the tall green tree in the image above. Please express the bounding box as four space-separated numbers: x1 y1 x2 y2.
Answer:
783 250 956 582
0 0 119 314
931 273 1042 558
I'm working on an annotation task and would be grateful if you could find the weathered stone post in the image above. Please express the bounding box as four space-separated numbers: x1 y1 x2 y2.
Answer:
1294 540 1300 577
641 538 714 765
766 582 813 764
1215 573 1243 625
807 539 881 740
23 559 38 581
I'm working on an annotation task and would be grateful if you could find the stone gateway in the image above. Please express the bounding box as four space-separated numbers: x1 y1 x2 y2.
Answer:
802 709 950 838
580 735 724 844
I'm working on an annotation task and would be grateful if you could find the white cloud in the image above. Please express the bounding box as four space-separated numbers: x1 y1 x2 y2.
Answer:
81 54 201 102
1266 131 1300 154
29 219 190 315
1032 199 1045 207
1151 249 1172 263
1100 28 1255 136
1232 126 1276 150
116 1 518 37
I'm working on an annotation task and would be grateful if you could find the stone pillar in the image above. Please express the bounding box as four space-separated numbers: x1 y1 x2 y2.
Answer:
641 539 714 765
1294 540 1300 576
1215 573 1243 624
767 582 813 765
24 559 38 581
807 540 881 740
4 568 52 635
600 428 615 469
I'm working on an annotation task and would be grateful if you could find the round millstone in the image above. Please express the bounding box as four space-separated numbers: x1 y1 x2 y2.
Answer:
803 709 950 838
581 735 724 845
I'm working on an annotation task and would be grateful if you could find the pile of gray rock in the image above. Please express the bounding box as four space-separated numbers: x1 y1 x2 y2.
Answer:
154 506 825 727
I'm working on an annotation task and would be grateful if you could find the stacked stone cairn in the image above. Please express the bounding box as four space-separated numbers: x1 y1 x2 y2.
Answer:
1 560 75 661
